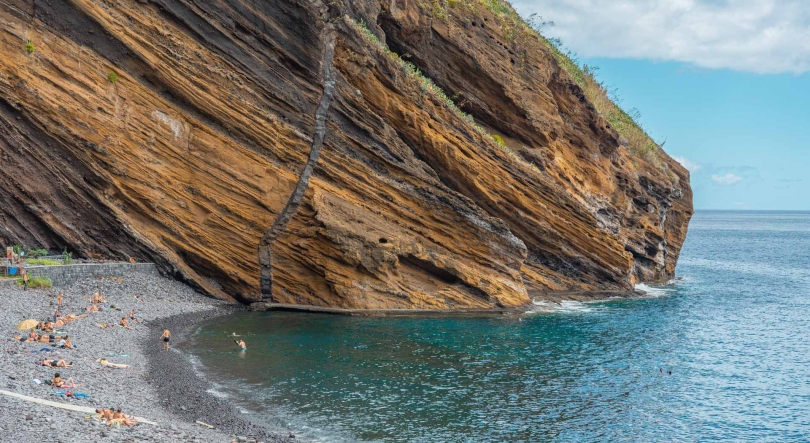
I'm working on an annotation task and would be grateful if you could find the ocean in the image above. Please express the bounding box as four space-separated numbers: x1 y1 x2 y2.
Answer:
185 211 810 442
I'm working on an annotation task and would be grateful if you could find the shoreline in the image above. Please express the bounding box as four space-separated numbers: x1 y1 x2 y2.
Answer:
142 307 297 442
0 273 291 442
249 289 649 316
0 270 662 442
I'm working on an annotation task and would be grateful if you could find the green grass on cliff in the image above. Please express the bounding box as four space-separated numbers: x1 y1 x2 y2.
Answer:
350 17 541 174
351 19 481 130
421 0 663 166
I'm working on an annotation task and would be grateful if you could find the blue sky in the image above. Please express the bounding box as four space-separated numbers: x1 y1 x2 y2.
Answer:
513 1 810 210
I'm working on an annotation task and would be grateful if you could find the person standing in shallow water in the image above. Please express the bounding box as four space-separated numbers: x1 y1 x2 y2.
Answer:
235 339 247 351
160 329 171 351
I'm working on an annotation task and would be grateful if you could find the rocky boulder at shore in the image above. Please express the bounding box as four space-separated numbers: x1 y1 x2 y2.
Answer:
0 0 692 308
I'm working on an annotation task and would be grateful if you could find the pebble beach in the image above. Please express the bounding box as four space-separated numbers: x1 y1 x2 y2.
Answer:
0 272 295 443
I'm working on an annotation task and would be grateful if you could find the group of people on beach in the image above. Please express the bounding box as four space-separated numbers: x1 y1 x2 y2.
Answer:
94 407 138 427
9 287 143 427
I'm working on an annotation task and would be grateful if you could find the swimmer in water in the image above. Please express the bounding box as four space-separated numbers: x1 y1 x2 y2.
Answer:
235 339 247 351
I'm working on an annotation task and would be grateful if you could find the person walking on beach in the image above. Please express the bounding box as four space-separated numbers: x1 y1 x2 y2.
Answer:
22 269 29 291
160 328 171 351
56 292 63 318
235 339 247 351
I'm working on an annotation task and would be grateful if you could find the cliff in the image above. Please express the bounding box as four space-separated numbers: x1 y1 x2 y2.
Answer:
0 0 692 308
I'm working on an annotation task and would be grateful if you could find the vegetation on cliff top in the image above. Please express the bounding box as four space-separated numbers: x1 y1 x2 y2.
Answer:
421 0 663 167
349 18 539 172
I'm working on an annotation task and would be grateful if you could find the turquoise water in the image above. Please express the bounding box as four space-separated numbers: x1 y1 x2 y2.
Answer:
187 211 810 442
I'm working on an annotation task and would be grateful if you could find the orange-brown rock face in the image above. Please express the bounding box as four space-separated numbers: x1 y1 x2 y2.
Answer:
0 0 692 308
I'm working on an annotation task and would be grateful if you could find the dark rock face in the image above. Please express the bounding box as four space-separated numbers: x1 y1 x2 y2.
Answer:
0 0 692 308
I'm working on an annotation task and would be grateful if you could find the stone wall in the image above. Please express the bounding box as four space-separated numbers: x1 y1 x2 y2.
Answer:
25 263 157 288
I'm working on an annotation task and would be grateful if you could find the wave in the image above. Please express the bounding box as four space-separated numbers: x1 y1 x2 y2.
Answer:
525 280 681 314
634 283 676 298
526 299 602 314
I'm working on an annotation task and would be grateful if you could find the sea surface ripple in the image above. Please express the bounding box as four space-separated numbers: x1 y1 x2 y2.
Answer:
187 211 810 442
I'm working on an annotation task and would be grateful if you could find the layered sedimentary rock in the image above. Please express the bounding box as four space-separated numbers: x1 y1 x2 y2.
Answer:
0 0 692 308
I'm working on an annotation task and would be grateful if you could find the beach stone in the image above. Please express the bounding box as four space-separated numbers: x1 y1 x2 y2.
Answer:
0 273 291 442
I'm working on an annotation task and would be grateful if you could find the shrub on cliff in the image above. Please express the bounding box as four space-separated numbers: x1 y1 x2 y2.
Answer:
27 249 49 258
24 40 35 54
419 0 664 167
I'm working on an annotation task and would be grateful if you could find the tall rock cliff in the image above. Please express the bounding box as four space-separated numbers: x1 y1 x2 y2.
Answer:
0 0 692 308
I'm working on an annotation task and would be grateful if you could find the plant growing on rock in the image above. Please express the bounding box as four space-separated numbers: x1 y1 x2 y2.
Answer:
62 250 73 265
16 276 52 288
350 17 541 176
107 72 118 83
415 1 664 168
24 40 35 54
26 249 49 257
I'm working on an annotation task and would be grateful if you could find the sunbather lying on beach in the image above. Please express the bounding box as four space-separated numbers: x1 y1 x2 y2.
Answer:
62 313 88 323
38 359 73 368
18 330 39 342
51 373 65 387
95 408 114 421
56 336 76 349
127 309 141 323
120 317 132 329
38 334 65 343
92 291 107 304
110 408 138 426
96 358 129 369
50 373 78 388
84 303 100 313
37 320 54 333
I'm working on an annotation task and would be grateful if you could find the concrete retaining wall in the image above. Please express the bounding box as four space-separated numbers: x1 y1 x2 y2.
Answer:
25 263 158 287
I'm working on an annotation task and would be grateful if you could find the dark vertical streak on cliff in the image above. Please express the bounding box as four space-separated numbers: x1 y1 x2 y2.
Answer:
259 25 337 300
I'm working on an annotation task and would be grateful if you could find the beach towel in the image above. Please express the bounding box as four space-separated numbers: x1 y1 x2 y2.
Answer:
52 391 89 399
29 349 54 354
95 359 129 369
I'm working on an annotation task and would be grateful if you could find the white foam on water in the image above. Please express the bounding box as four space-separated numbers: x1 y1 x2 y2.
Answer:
634 283 676 298
184 351 232 400
525 299 598 314
206 387 229 399
526 280 684 315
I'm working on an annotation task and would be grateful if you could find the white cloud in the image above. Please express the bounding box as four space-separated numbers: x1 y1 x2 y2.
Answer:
711 173 743 185
673 156 701 172
512 0 810 73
